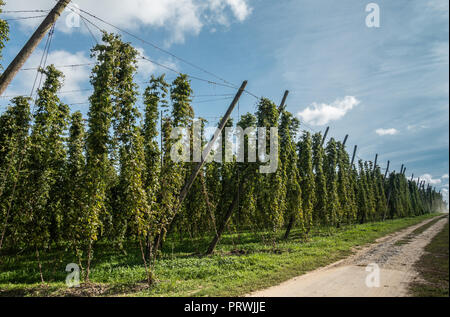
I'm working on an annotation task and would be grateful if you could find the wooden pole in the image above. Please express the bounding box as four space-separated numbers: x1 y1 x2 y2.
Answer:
175 81 248 214
383 188 392 221
383 161 393 221
160 110 163 166
321 126 330 146
342 134 349 146
206 181 244 255
384 160 390 179
278 90 289 113
373 154 378 171
0 0 71 96
400 164 404 175
410 173 414 181
351 145 357 167
207 88 289 254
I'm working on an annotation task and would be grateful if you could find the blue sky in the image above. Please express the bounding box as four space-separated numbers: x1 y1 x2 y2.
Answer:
1 0 449 202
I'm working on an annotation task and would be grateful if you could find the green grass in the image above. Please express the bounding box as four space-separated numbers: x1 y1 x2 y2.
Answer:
409 218 449 297
0 213 441 297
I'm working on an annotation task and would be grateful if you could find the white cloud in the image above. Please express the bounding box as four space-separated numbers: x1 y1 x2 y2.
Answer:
4 0 252 45
375 128 399 136
2 49 91 104
420 173 442 185
225 0 252 21
297 96 359 126
442 174 449 179
407 124 427 131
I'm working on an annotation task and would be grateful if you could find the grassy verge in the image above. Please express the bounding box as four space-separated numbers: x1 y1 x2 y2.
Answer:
409 218 449 297
0 213 441 297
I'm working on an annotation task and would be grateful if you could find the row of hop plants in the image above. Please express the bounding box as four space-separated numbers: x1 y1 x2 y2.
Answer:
0 27 446 285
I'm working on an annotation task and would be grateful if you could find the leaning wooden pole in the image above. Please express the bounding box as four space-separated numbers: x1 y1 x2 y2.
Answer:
373 154 378 171
207 88 291 253
206 181 244 255
351 145 357 167
321 126 330 146
278 90 289 113
384 160 390 179
154 81 248 255
0 0 71 96
342 134 349 146
175 81 247 209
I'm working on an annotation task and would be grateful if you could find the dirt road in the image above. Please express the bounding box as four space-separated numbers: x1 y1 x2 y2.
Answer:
249 215 449 297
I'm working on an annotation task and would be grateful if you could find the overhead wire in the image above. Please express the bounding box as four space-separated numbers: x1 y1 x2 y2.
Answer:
72 4 238 89
4 15 47 22
64 3 262 99
1 10 50 13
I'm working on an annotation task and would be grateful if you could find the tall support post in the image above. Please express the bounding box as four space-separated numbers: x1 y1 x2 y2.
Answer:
373 154 378 171
207 87 289 254
278 90 289 113
321 126 330 146
0 0 71 96
410 174 414 182
383 188 392 221
384 160 390 179
342 134 349 146
175 81 248 214
351 145 357 167
400 164 404 175
154 81 248 256
403 167 406 176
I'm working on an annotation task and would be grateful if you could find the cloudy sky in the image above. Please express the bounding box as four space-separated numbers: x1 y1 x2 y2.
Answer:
1 0 449 203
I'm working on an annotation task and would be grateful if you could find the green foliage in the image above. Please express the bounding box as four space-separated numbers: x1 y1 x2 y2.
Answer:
256 98 285 234
279 110 303 235
0 0 10 71
312 133 328 225
19 65 69 252
324 138 340 226
336 142 357 224
298 131 315 233
63 112 87 261
0 96 31 250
